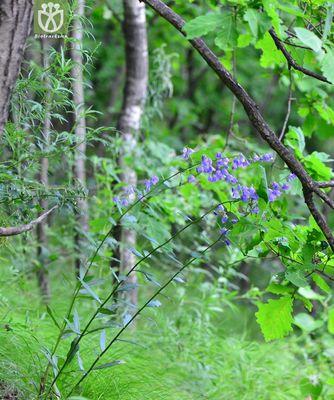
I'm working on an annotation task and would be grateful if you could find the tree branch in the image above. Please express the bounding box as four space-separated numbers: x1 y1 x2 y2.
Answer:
140 0 334 251
0 205 58 237
317 180 334 188
269 28 330 84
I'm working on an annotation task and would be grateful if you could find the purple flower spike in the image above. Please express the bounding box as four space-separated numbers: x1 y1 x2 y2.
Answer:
182 147 194 160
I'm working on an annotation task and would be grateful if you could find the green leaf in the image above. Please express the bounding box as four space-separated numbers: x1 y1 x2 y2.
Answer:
93 360 125 370
294 313 323 333
312 274 331 294
328 308 334 334
184 13 222 39
244 9 258 37
256 296 294 341
321 48 334 84
286 270 308 287
294 27 322 53
285 126 305 154
255 32 285 68
46 305 61 330
147 299 162 307
300 377 323 399
298 286 324 300
214 13 237 51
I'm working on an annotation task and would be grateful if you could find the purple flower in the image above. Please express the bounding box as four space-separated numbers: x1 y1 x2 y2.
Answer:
151 175 159 185
113 196 119 204
287 173 297 182
182 147 194 160
201 155 214 173
232 187 240 199
224 238 231 246
120 198 129 207
188 175 196 183
232 154 250 170
260 153 274 162
216 152 222 159
281 183 290 191
220 228 229 236
144 179 152 191
221 215 228 223
251 205 259 214
217 157 230 168
216 204 225 213
268 189 280 202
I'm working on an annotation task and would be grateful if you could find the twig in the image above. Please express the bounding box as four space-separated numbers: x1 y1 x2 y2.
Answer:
279 70 294 141
317 180 334 188
269 28 330 84
0 206 58 237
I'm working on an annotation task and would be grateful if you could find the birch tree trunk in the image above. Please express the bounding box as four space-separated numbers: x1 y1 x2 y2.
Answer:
71 0 88 273
36 38 51 302
0 0 33 136
115 0 148 308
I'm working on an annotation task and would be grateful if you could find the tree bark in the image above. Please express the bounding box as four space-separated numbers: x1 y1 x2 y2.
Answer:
114 0 148 308
0 0 33 136
36 38 51 302
71 0 89 273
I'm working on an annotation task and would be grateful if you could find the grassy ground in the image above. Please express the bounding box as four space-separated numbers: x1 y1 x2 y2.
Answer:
0 263 332 399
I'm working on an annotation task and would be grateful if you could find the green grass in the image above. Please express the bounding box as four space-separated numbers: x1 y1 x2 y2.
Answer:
0 264 332 399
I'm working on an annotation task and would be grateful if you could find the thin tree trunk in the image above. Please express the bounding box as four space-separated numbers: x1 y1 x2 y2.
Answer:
114 0 148 308
36 38 51 302
0 0 33 136
71 0 88 273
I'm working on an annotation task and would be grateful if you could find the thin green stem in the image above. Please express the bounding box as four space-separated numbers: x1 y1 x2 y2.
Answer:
47 200 234 390
39 162 197 396
66 235 223 397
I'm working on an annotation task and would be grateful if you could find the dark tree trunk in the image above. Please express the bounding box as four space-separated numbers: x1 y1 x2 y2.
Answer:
71 0 88 273
0 0 33 136
114 0 148 308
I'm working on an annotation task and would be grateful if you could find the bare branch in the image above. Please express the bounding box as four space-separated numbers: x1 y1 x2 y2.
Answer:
269 28 330 84
140 0 334 251
0 206 58 237
317 180 334 188
279 70 293 141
